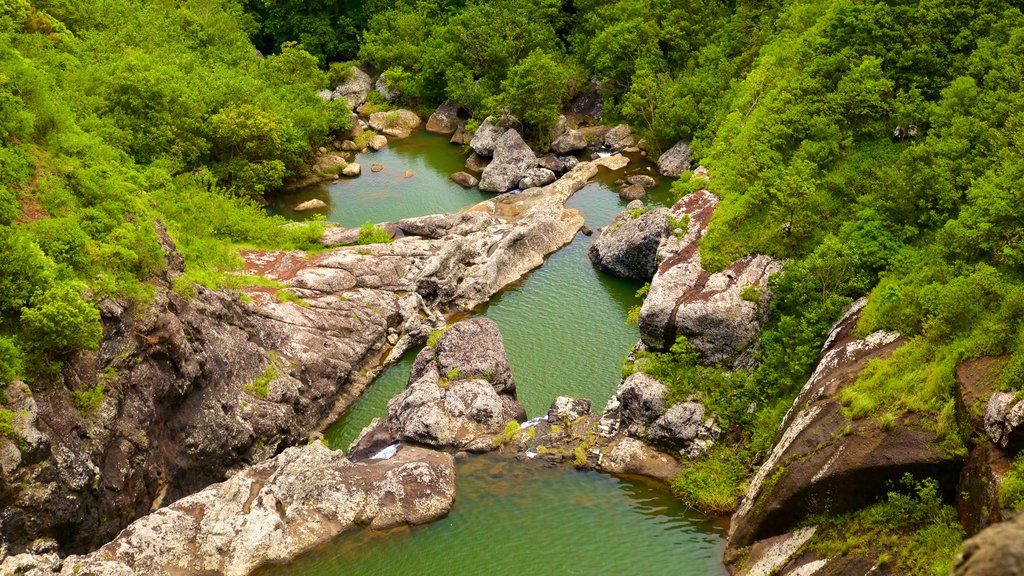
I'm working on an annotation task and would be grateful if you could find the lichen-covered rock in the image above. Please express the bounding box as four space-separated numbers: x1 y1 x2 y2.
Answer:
985 392 1024 452
536 154 567 174
434 318 516 394
627 174 657 189
479 130 537 193
450 171 478 188
469 116 506 157
426 100 461 134
547 396 592 423
551 129 587 155
27 443 455 576
727 300 960 550
594 154 629 171
368 109 422 139
953 511 1024 576
327 67 373 110
656 141 692 177
604 124 635 150
519 167 556 189
588 208 669 281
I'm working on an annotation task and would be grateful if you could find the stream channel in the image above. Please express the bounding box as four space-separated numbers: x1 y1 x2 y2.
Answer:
264 130 728 575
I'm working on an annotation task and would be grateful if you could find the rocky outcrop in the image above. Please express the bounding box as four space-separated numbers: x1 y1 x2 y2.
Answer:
657 141 692 177
985 392 1024 453
426 100 461 134
348 318 525 454
598 373 719 458
519 167 556 189
321 67 373 110
604 124 635 150
0 443 454 576
727 299 961 550
551 129 587 155
0 163 594 554
953 511 1024 576
588 207 669 281
368 109 422 139
479 130 537 193
450 171 478 188
469 116 506 157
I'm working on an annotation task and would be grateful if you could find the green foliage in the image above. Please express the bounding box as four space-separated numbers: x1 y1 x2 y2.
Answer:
426 326 448 348
809 475 965 575
71 384 105 415
244 356 281 399
496 49 571 138
356 220 392 245
0 408 14 439
275 290 309 308
1000 453 1024 512
672 446 748 515
0 335 23 385
20 283 101 353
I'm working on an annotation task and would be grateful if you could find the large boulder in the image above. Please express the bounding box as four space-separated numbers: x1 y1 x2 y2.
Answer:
351 318 525 453
588 207 669 281
985 392 1024 453
374 72 398 102
328 67 373 110
426 100 462 134
519 167 556 189
368 109 422 139
478 130 537 193
598 372 718 457
469 116 507 157
953 511 1024 576
14 443 455 576
657 141 692 177
551 129 587 155
604 124 635 150
727 299 960 550
450 171 478 188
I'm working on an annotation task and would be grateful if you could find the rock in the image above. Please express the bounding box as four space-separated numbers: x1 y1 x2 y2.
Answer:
619 183 646 201
342 162 362 176
368 134 388 151
329 66 373 110
657 141 692 177
594 154 629 171
551 129 587 155
519 167 556 189
537 154 567 173
626 200 645 211
569 76 604 121
370 163 384 173
588 207 669 281
469 116 506 157
293 199 327 212
627 174 657 189
450 124 470 145
465 152 489 173
727 300 959 550
958 443 1013 535
341 140 359 151
560 156 580 171
426 100 461 134
734 527 818 576
953 511 1024 576
599 372 718 456
403 170 414 178
450 172 479 188
375 72 398 102
435 318 515 394
578 125 611 143
604 124 635 150
368 109 422 139
548 397 592 423
694 165 710 181
395 212 497 239
38 443 455 576
479 130 537 193
985 392 1024 452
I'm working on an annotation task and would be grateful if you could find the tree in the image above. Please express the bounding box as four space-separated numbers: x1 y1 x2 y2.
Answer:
20 283 102 352
497 49 569 138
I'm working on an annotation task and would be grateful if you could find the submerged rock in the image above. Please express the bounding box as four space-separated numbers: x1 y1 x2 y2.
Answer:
450 171 478 188
618 183 646 201
479 130 537 193
26 443 455 576
588 207 669 281
656 141 692 177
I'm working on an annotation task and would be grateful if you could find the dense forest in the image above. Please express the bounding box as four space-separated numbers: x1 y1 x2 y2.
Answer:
2 0 1024 573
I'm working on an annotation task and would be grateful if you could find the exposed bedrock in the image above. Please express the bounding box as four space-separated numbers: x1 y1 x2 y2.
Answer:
0 443 455 576
0 162 595 555
726 299 962 555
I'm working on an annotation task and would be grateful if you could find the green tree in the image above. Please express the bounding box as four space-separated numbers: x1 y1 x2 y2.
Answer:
20 283 102 352
497 49 569 137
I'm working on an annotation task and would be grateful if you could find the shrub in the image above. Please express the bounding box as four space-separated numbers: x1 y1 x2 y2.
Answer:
71 384 105 415
20 283 102 352
356 220 392 245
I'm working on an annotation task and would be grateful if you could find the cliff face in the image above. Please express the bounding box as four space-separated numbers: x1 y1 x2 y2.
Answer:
0 163 594 556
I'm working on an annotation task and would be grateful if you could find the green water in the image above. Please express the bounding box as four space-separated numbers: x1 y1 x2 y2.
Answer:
267 129 726 575
258 456 727 576
268 131 490 227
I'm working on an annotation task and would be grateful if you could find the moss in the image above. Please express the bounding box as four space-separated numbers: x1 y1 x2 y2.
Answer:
426 325 449 348
352 129 378 150
243 354 281 399
71 384 105 415
0 409 14 440
275 290 310 308
739 284 761 303
493 420 521 448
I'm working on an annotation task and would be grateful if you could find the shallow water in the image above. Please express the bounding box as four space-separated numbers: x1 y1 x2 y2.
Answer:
257 455 728 576
267 130 726 575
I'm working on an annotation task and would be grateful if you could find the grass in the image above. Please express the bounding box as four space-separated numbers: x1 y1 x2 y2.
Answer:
999 452 1024 511
356 220 392 245
807 475 964 575
275 290 310 307
243 354 281 399
671 445 749 514
71 384 105 415
426 325 449 347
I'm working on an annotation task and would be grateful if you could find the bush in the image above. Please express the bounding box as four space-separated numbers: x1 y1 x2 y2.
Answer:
20 283 102 352
356 220 392 245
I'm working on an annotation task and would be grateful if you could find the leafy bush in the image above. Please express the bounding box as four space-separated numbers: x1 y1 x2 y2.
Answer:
356 220 392 245
20 283 101 353
71 384 105 415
